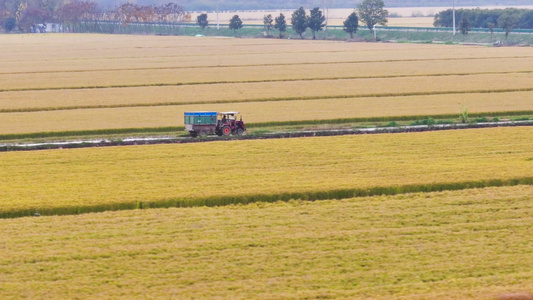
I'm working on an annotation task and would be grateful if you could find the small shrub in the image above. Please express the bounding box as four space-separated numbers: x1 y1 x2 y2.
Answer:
411 118 435 126
460 105 469 123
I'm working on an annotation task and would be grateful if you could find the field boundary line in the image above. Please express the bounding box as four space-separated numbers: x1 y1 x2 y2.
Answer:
1 70 532 94
2 177 532 219
3 56 532 76
1 88 532 113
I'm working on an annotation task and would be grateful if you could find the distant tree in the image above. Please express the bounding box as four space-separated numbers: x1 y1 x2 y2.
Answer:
357 0 388 33
154 3 186 23
291 6 307 39
229 14 242 36
459 15 470 39
4 17 16 32
498 12 520 42
343 11 359 38
197 13 208 29
433 8 533 30
115 3 141 26
57 0 98 31
519 10 533 29
263 14 273 36
274 12 286 38
487 21 495 42
19 7 50 32
307 7 325 40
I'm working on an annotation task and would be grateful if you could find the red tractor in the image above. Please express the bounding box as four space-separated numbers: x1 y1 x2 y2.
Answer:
215 112 246 136
184 111 246 137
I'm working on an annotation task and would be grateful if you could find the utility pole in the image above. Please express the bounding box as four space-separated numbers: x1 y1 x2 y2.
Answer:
216 1 220 30
324 0 328 31
452 0 456 35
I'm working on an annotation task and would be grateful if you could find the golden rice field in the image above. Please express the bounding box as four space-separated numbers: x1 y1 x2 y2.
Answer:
0 34 531 135
1 185 532 299
1 33 533 299
0 92 531 134
1 127 532 217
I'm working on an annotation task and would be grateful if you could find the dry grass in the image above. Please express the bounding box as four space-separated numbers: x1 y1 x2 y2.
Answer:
1 185 532 299
1 127 532 217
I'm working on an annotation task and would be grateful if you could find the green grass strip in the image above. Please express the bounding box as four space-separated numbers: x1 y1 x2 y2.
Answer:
247 111 533 128
2 177 532 219
2 88 533 114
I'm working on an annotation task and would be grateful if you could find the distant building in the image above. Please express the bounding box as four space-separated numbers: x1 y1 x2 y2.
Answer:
45 23 63 33
32 23 63 33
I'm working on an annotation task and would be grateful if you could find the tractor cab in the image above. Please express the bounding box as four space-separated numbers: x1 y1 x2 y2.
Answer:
216 112 246 136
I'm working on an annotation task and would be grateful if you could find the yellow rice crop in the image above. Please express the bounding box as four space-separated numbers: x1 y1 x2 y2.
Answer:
0 73 531 110
1 34 531 135
1 57 532 90
0 92 530 134
1 34 531 73
1 127 531 216
1 185 532 299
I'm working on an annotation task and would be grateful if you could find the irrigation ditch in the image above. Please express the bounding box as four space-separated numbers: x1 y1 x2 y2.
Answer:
2 120 532 152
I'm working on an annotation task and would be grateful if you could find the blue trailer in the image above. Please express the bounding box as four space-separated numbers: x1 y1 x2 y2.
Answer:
184 111 246 137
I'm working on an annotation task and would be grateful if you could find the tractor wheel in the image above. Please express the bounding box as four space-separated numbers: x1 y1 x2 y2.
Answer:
222 126 231 136
237 128 244 135
189 131 198 138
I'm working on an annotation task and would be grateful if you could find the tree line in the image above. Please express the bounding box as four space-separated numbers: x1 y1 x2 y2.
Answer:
434 8 533 30
196 0 387 39
81 0 533 12
0 0 188 32
1 0 389 36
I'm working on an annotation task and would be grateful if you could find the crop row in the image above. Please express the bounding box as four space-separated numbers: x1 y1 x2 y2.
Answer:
0 92 531 134
2 58 532 91
1 34 531 137
1 185 532 298
2 35 532 72
0 73 531 111
1 127 532 218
